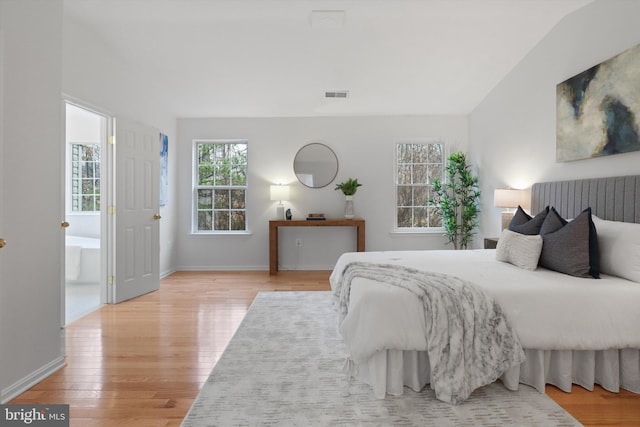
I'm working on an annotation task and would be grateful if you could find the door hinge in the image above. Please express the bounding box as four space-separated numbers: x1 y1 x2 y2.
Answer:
108 205 116 215
108 135 115 145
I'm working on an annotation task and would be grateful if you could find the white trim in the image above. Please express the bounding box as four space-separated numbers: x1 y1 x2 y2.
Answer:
176 265 268 272
1 356 66 404
393 139 446 230
67 142 101 213
160 268 177 279
389 227 445 236
175 264 336 272
62 99 111 309
274 264 336 271
189 231 253 237
191 139 249 233
62 93 114 118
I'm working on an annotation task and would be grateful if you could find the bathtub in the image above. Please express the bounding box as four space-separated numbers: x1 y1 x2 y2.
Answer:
66 235 101 283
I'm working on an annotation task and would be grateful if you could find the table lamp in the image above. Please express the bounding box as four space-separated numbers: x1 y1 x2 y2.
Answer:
270 185 290 220
494 188 523 230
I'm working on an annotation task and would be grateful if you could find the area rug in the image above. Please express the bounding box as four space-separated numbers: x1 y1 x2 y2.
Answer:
181 291 582 426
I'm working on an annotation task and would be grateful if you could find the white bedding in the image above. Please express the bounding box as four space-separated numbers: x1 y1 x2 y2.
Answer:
330 249 640 351
335 261 525 404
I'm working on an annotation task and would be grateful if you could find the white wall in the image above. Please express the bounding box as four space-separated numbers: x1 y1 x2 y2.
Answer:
469 0 640 242
62 15 178 276
0 0 65 402
177 116 468 270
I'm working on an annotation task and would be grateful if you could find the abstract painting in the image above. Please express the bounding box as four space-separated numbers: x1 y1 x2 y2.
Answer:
556 43 640 162
160 132 168 206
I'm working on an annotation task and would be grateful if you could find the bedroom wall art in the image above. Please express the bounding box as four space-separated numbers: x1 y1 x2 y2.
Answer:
160 132 168 206
556 43 640 162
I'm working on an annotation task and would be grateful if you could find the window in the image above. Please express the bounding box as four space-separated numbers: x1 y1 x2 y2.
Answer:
395 141 444 229
71 143 101 212
194 140 248 232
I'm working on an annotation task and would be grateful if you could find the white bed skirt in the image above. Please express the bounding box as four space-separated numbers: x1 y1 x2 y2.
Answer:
355 348 640 399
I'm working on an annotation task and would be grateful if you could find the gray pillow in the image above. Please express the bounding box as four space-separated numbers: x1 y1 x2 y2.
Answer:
509 206 549 235
539 206 567 234
539 207 600 279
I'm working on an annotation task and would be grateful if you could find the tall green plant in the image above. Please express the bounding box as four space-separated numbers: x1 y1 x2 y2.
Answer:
429 152 480 250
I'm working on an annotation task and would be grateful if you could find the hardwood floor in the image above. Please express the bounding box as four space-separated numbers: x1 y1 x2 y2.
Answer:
10 271 640 426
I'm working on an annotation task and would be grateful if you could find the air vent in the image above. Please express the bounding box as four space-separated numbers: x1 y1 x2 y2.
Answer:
310 10 346 30
325 90 349 99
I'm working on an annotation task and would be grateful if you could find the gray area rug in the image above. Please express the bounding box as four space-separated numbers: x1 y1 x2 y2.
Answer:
182 291 582 426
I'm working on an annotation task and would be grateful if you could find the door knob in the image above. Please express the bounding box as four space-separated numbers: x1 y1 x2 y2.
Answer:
61 221 70 228
153 214 161 220
0 238 6 249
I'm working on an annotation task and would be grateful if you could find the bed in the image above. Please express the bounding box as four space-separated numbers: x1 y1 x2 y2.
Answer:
329 175 640 404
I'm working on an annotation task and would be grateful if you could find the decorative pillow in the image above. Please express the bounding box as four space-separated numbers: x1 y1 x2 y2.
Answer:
539 206 567 234
496 229 543 271
592 216 640 282
509 206 549 235
539 207 600 279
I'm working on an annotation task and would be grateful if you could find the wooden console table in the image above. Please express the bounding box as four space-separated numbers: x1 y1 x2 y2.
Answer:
269 218 365 275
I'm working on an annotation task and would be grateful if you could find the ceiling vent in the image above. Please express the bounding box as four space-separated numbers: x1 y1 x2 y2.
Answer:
325 90 349 99
310 10 346 30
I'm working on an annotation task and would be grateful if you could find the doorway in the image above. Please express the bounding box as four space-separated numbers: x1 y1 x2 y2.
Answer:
64 102 108 323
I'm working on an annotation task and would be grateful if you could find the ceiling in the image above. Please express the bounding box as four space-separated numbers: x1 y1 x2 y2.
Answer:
63 0 592 118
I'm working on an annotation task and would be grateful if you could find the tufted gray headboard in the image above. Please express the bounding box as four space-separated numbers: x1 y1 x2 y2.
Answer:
531 175 640 224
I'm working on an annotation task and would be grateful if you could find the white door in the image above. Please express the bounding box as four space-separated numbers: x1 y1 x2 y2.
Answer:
113 117 160 303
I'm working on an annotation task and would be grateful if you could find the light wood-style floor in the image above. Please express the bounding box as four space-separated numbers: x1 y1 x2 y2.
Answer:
10 271 640 426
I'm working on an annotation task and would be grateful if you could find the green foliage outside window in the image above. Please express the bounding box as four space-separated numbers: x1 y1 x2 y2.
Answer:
71 144 101 212
396 142 443 228
195 142 247 231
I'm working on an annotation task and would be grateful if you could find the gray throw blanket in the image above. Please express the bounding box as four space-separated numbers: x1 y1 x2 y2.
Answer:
335 261 525 405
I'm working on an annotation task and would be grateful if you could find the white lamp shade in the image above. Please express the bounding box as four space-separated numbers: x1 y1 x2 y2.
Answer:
270 185 290 202
493 189 522 208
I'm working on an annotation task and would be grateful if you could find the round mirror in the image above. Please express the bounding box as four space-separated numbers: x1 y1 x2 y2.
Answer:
293 143 339 188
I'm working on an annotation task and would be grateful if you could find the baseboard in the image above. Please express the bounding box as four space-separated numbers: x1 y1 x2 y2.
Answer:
160 267 177 279
175 265 266 271
276 264 335 271
1 356 66 404
175 265 334 272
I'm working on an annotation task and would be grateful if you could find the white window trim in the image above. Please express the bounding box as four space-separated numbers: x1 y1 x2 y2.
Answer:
191 139 249 235
389 228 445 236
67 142 102 214
392 139 446 234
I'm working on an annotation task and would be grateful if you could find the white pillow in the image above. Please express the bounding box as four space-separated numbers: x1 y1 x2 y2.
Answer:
495 229 543 271
592 216 640 282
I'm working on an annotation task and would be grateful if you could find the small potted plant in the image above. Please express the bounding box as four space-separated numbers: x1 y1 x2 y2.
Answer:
335 178 362 196
335 178 362 218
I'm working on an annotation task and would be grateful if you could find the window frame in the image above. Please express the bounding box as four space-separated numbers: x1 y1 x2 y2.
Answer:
68 142 102 214
192 139 249 235
393 139 446 234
